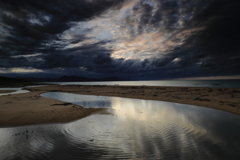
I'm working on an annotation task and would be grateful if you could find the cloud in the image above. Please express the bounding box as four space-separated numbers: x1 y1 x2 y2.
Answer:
0 0 125 72
0 67 43 73
113 0 240 79
0 0 240 79
0 0 125 55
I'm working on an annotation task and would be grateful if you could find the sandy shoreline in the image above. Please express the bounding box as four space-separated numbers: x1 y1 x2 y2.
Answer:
1 84 240 127
0 90 15 94
0 89 102 127
27 84 240 115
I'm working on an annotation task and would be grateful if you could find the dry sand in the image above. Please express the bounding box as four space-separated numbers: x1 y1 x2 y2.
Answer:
1 84 240 127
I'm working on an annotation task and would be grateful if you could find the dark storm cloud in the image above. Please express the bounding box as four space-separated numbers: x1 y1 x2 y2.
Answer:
169 0 240 78
124 0 211 35
118 0 240 79
0 0 240 79
0 0 124 60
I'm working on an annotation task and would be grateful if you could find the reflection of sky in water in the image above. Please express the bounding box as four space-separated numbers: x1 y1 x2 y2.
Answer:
0 87 29 96
0 89 29 96
1 93 240 159
45 80 240 88
0 85 47 96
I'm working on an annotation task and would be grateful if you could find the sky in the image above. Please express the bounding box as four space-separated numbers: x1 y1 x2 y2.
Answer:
0 0 240 80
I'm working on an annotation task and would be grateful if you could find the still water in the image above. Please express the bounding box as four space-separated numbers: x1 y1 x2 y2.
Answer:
46 80 240 88
0 87 29 96
1 92 240 159
0 85 47 96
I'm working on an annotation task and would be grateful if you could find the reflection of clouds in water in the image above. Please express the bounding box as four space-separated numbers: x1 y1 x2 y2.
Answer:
42 92 239 158
110 97 223 157
41 92 112 108
0 85 46 96
0 126 54 159
0 89 29 96
2 93 240 159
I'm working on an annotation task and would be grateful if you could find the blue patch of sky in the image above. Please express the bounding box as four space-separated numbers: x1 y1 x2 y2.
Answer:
97 30 113 41
142 0 155 7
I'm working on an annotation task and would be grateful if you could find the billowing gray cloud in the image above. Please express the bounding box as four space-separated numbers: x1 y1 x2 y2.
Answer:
0 0 240 79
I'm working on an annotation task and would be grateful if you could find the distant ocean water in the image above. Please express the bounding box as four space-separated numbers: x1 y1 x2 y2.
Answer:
46 80 240 88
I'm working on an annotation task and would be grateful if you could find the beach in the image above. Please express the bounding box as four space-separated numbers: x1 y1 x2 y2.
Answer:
0 84 240 127
0 90 15 94
0 88 102 127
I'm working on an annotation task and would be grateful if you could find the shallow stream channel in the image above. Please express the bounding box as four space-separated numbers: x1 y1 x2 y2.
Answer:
1 92 240 159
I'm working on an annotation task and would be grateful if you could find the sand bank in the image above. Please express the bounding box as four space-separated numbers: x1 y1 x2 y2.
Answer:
0 89 102 127
1 84 240 127
0 90 15 94
27 85 240 116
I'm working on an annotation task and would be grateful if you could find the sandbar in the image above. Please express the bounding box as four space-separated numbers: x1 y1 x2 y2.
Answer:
0 84 240 127
27 85 240 115
0 90 15 94
0 89 102 127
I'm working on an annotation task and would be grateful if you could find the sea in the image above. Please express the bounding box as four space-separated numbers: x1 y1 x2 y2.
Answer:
45 80 240 88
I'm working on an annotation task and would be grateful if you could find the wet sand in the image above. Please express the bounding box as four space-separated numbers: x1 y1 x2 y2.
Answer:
0 84 240 127
0 90 15 94
0 89 102 127
27 85 240 116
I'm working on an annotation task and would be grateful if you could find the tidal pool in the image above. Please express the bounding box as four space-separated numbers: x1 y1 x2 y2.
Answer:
0 87 29 96
1 92 240 159
0 85 47 96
